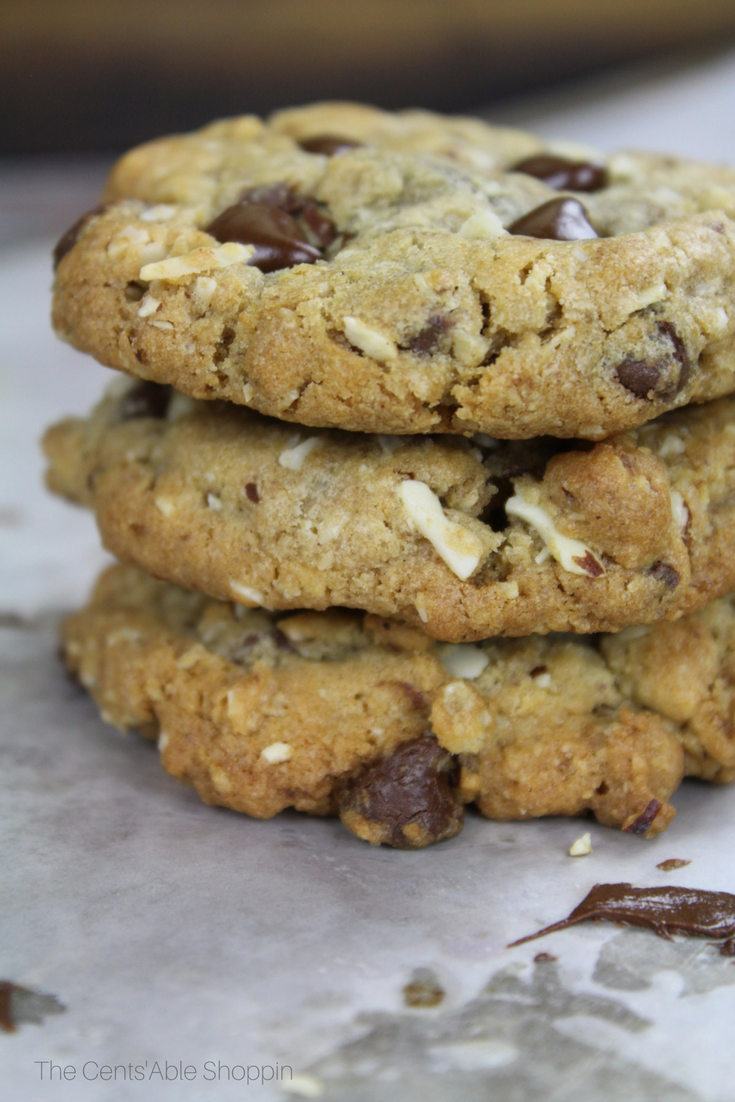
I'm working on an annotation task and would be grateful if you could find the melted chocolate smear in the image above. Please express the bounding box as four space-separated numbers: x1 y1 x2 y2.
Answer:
298 135 363 156
206 184 336 271
624 798 663 835
509 883 735 954
0 982 15 1033
53 204 107 270
512 154 608 192
508 197 598 241
0 980 65 1032
337 734 464 848
119 381 171 421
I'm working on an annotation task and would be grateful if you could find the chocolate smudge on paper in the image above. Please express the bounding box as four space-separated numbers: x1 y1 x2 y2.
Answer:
509 883 735 955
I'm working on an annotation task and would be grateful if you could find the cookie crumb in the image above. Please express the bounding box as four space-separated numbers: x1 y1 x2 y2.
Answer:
657 858 691 871
569 832 592 857
284 1072 324 1097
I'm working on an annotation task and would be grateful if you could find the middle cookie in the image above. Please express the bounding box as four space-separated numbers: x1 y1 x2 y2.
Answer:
44 380 735 642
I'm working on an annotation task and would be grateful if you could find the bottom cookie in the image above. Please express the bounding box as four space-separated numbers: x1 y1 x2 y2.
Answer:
62 564 735 847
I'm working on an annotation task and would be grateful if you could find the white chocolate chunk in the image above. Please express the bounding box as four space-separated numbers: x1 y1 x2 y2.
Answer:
400 480 483 581
569 832 592 857
149 319 174 331
137 294 161 317
343 316 398 362
278 435 324 470
458 209 505 239
192 275 217 309
140 241 254 282
438 643 490 680
505 495 604 577
206 493 223 511
260 742 293 764
230 582 266 607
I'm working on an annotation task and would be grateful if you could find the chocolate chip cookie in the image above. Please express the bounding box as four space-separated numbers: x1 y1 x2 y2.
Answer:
44 379 735 642
52 104 735 439
63 562 735 846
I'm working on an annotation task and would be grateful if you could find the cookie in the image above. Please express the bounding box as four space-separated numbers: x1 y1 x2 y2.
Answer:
63 563 735 847
52 104 735 439
45 379 735 642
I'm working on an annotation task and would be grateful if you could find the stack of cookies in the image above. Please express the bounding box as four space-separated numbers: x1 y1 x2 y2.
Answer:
44 103 735 848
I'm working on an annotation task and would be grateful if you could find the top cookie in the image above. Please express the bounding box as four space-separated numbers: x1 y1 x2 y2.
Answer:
53 103 735 439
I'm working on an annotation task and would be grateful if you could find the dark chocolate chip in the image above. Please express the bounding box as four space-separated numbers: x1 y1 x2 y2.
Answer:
337 734 464 848
658 321 691 394
649 562 680 589
118 381 171 421
52 204 107 270
206 203 322 273
508 197 598 241
298 135 363 156
244 482 260 503
529 665 548 678
299 199 338 248
623 798 663 835
615 358 662 399
512 154 608 192
406 315 452 355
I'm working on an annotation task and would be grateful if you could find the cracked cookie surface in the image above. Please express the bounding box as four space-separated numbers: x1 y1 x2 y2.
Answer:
45 379 735 642
52 103 735 440
63 563 735 846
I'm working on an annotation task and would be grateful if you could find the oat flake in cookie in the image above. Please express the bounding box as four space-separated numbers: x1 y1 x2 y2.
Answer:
52 103 735 439
63 563 735 847
44 380 735 642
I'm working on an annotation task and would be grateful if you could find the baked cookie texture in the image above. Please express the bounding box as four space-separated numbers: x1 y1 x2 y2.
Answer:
45 380 735 642
52 104 735 440
63 563 735 847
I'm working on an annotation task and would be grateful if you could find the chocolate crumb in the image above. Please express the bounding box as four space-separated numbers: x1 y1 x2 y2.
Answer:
533 952 558 963
403 968 445 1008
657 859 692 872
245 482 260 504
